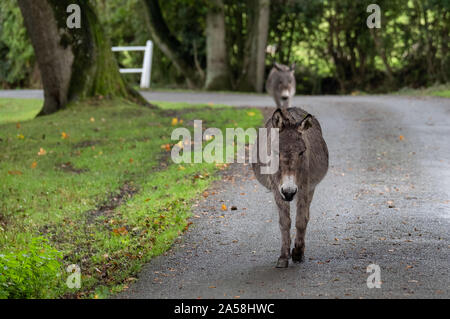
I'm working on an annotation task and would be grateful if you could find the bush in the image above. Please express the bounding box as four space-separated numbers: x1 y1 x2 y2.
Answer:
0 237 62 299
0 0 35 88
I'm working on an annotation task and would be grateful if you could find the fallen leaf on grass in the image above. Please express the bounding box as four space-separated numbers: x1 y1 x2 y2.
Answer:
176 140 184 149
8 170 22 175
112 227 128 235
184 221 193 231
161 144 171 151
215 163 228 170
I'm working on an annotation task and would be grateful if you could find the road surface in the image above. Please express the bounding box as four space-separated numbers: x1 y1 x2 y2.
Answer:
2 90 449 298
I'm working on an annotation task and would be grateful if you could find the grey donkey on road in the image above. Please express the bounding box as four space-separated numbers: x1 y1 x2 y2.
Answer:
266 63 296 108
252 107 329 268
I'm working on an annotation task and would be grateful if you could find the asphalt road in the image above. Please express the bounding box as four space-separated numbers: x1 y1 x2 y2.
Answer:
119 94 449 299
2 90 449 298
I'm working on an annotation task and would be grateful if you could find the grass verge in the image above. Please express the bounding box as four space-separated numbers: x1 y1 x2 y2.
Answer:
0 98 42 124
395 83 450 98
0 98 262 298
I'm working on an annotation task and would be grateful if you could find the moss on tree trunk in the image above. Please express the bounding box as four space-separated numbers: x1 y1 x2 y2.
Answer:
236 0 270 92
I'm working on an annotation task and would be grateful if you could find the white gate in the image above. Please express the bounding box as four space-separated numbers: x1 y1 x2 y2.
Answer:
112 40 153 89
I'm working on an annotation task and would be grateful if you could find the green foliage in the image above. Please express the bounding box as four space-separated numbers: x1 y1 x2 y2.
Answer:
0 237 62 299
3 0 449 93
0 0 35 87
267 0 450 94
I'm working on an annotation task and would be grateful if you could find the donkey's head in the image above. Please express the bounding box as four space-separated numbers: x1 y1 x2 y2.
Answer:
273 63 296 107
271 108 312 201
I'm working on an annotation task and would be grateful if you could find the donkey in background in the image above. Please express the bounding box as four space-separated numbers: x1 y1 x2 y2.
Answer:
266 63 296 109
252 108 329 268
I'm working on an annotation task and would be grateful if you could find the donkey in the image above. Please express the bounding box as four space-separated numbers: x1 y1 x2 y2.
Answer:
266 63 296 109
252 107 328 268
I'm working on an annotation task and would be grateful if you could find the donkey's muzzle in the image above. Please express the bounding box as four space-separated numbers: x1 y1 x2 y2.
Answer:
281 186 297 201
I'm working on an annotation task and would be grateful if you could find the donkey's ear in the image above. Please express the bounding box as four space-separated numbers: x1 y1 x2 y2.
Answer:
274 62 283 71
272 109 285 130
290 63 296 72
297 115 312 132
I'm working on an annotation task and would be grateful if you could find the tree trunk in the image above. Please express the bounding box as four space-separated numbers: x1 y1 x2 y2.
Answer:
440 10 449 82
238 0 270 92
18 0 146 115
142 0 201 89
370 28 395 83
205 0 231 90
327 14 347 93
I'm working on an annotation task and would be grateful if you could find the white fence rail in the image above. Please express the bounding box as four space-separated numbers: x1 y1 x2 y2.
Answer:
112 40 153 89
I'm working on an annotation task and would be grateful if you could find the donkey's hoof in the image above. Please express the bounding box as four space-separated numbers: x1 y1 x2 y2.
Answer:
276 258 289 268
291 247 304 263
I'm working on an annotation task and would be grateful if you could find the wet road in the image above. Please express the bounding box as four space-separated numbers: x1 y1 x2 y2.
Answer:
116 95 449 299
2 90 448 298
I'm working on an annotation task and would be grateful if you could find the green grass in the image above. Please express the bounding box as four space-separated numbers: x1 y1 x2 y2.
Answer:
395 83 450 98
0 98 42 124
0 97 263 298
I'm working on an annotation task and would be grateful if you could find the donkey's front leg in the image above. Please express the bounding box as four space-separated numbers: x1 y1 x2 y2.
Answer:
274 192 291 268
274 95 282 108
292 191 313 263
